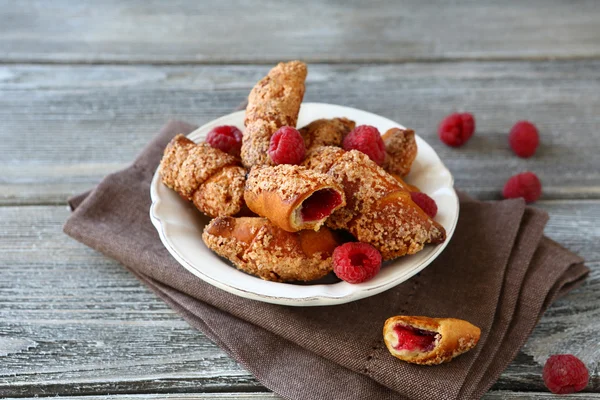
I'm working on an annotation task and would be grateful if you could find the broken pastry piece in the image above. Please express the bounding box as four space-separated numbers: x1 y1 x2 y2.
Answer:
241 61 307 168
160 134 246 218
202 216 342 282
244 165 345 232
382 128 418 177
303 146 445 259
299 118 355 151
383 316 481 365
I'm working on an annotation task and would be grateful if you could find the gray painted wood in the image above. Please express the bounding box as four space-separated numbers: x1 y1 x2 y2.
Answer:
1 0 599 64
0 201 598 396
2 61 600 205
7 393 600 400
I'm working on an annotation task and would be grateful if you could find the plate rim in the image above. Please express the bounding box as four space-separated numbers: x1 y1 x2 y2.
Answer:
150 102 459 306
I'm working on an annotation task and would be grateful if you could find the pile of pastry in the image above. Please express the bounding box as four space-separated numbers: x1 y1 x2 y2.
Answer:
159 61 446 283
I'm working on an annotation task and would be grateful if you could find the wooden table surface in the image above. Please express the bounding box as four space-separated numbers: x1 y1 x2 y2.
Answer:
1 1 599 398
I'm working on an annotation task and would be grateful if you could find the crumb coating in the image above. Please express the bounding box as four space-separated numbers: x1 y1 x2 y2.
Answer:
241 61 307 168
382 128 418 177
299 118 355 150
202 216 340 282
159 134 245 218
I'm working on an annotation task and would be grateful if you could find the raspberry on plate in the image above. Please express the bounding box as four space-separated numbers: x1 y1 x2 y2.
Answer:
438 112 475 147
410 192 438 218
343 125 386 165
268 126 306 165
543 354 589 394
205 125 243 157
509 120 539 158
502 172 542 203
333 242 382 284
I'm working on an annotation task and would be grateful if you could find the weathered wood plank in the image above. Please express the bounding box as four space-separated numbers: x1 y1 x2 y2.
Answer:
0 201 598 396
1 61 599 204
1 0 599 63
7 393 600 400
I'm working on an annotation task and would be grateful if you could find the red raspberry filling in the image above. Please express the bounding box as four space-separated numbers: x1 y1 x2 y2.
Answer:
543 354 589 394
268 126 306 165
300 189 343 222
206 125 243 157
410 192 438 218
509 120 539 158
438 112 475 147
333 242 382 284
502 172 542 203
393 324 438 352
343 125 386 165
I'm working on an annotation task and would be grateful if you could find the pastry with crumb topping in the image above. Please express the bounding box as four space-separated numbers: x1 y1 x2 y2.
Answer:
299 118 355 151
383 315 481 365
244 165 345 232
241 61 307 168
304 146 446 260
159 134 246 218
202 216 342 282
382 128 418 177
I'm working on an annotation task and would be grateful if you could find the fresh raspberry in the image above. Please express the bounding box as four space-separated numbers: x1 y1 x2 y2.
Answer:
333 242 382 284
543 354 589 394
502 172 542 203
343 125 386 165
410 192 438 218
509 120 539 158
268 126 306 165
438 112 475 147
206 125 243 157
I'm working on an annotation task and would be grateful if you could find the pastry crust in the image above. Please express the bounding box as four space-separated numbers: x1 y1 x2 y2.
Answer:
383 316 481 365
202 216 341 282
241 61 307 168
299 118 355 151
244 165 346 232
160 134 245 218
303 146 446 259
382 128 418 177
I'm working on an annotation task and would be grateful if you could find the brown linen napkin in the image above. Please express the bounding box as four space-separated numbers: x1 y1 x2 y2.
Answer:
64 121 589 400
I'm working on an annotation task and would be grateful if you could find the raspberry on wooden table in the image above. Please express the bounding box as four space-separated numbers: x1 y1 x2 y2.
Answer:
438 112 475 147
543 354 589 394
509 120 539 158
206 125 243 157
333 242 382 284
410 192 438 218
268 126 306 165
342 125 386 165
502 172 542 203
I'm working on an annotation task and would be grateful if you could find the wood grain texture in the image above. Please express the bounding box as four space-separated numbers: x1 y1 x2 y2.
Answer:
7 393 600 400
1 61 599 205
1 0 599 64
0 201 598 396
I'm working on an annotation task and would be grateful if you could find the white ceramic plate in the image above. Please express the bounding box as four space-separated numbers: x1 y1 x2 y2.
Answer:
150 103 458 306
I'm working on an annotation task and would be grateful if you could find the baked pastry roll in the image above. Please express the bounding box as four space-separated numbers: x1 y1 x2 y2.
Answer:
241 61 307 168
160 134 246 218
244 165 345 232
383 315 481 365
382 128 418 177
303 146 445 259
299 118 355 151
202 216 342 282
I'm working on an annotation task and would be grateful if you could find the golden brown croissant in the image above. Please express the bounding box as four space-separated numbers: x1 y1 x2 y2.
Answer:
383 315 481 365
382 128 418 177
241 61 307 168
303 146 445 260
202 216 342 282
244 165 345 232
299 118 355 151
159 134 246 218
